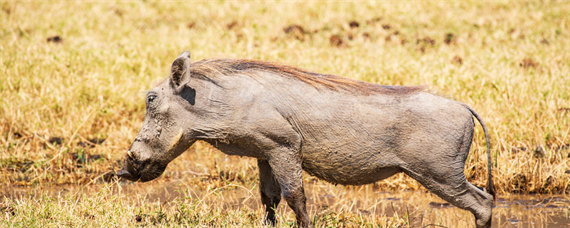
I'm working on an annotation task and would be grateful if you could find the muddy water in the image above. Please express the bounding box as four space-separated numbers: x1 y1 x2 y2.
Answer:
2 180 569 227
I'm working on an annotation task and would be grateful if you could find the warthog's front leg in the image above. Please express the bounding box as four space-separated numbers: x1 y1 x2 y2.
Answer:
257 159 282 225
266 147 310 228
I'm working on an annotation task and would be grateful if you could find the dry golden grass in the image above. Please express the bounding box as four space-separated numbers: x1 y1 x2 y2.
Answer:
1 0 570 226
2 147 569 227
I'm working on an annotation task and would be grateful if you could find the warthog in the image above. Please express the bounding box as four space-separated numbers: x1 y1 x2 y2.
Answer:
118 52 495 227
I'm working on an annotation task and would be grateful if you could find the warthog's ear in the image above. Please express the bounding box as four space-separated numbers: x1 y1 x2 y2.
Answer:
170 51 191 93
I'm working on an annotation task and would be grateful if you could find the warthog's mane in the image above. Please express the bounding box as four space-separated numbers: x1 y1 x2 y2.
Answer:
189 58 423 95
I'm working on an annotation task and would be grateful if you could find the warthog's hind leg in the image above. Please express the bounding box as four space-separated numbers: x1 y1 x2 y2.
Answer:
403 165 493 227
257 159 282 226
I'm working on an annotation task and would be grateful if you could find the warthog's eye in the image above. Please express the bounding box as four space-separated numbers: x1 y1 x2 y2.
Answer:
147 94 157 103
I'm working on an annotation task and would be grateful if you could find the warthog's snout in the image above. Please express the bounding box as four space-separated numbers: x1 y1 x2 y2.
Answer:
116 169 138 181
117 153 140 181
117 151 167 182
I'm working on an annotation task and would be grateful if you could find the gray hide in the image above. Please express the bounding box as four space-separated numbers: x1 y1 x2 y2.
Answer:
118 52 495 228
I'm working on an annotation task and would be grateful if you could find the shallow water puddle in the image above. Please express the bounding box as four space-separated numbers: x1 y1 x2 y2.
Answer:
2 181 569 227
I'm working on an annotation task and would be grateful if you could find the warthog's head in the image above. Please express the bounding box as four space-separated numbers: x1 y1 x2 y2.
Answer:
118 51 203 182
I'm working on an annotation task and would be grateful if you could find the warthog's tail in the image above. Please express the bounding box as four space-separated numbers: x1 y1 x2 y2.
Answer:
465 105 496 200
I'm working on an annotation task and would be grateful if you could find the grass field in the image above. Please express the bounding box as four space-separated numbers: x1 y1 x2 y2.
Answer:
1 0 569 227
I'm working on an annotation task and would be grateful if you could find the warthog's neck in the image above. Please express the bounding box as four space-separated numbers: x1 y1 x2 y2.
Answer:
202 139 266 159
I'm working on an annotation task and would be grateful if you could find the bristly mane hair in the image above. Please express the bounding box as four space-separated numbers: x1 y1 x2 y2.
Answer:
189 58 424 95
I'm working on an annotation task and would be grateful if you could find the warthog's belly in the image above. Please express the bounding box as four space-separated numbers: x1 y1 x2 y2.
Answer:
300 148 402 185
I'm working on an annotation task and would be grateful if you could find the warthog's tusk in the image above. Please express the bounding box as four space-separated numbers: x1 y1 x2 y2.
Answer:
127 150 133 158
